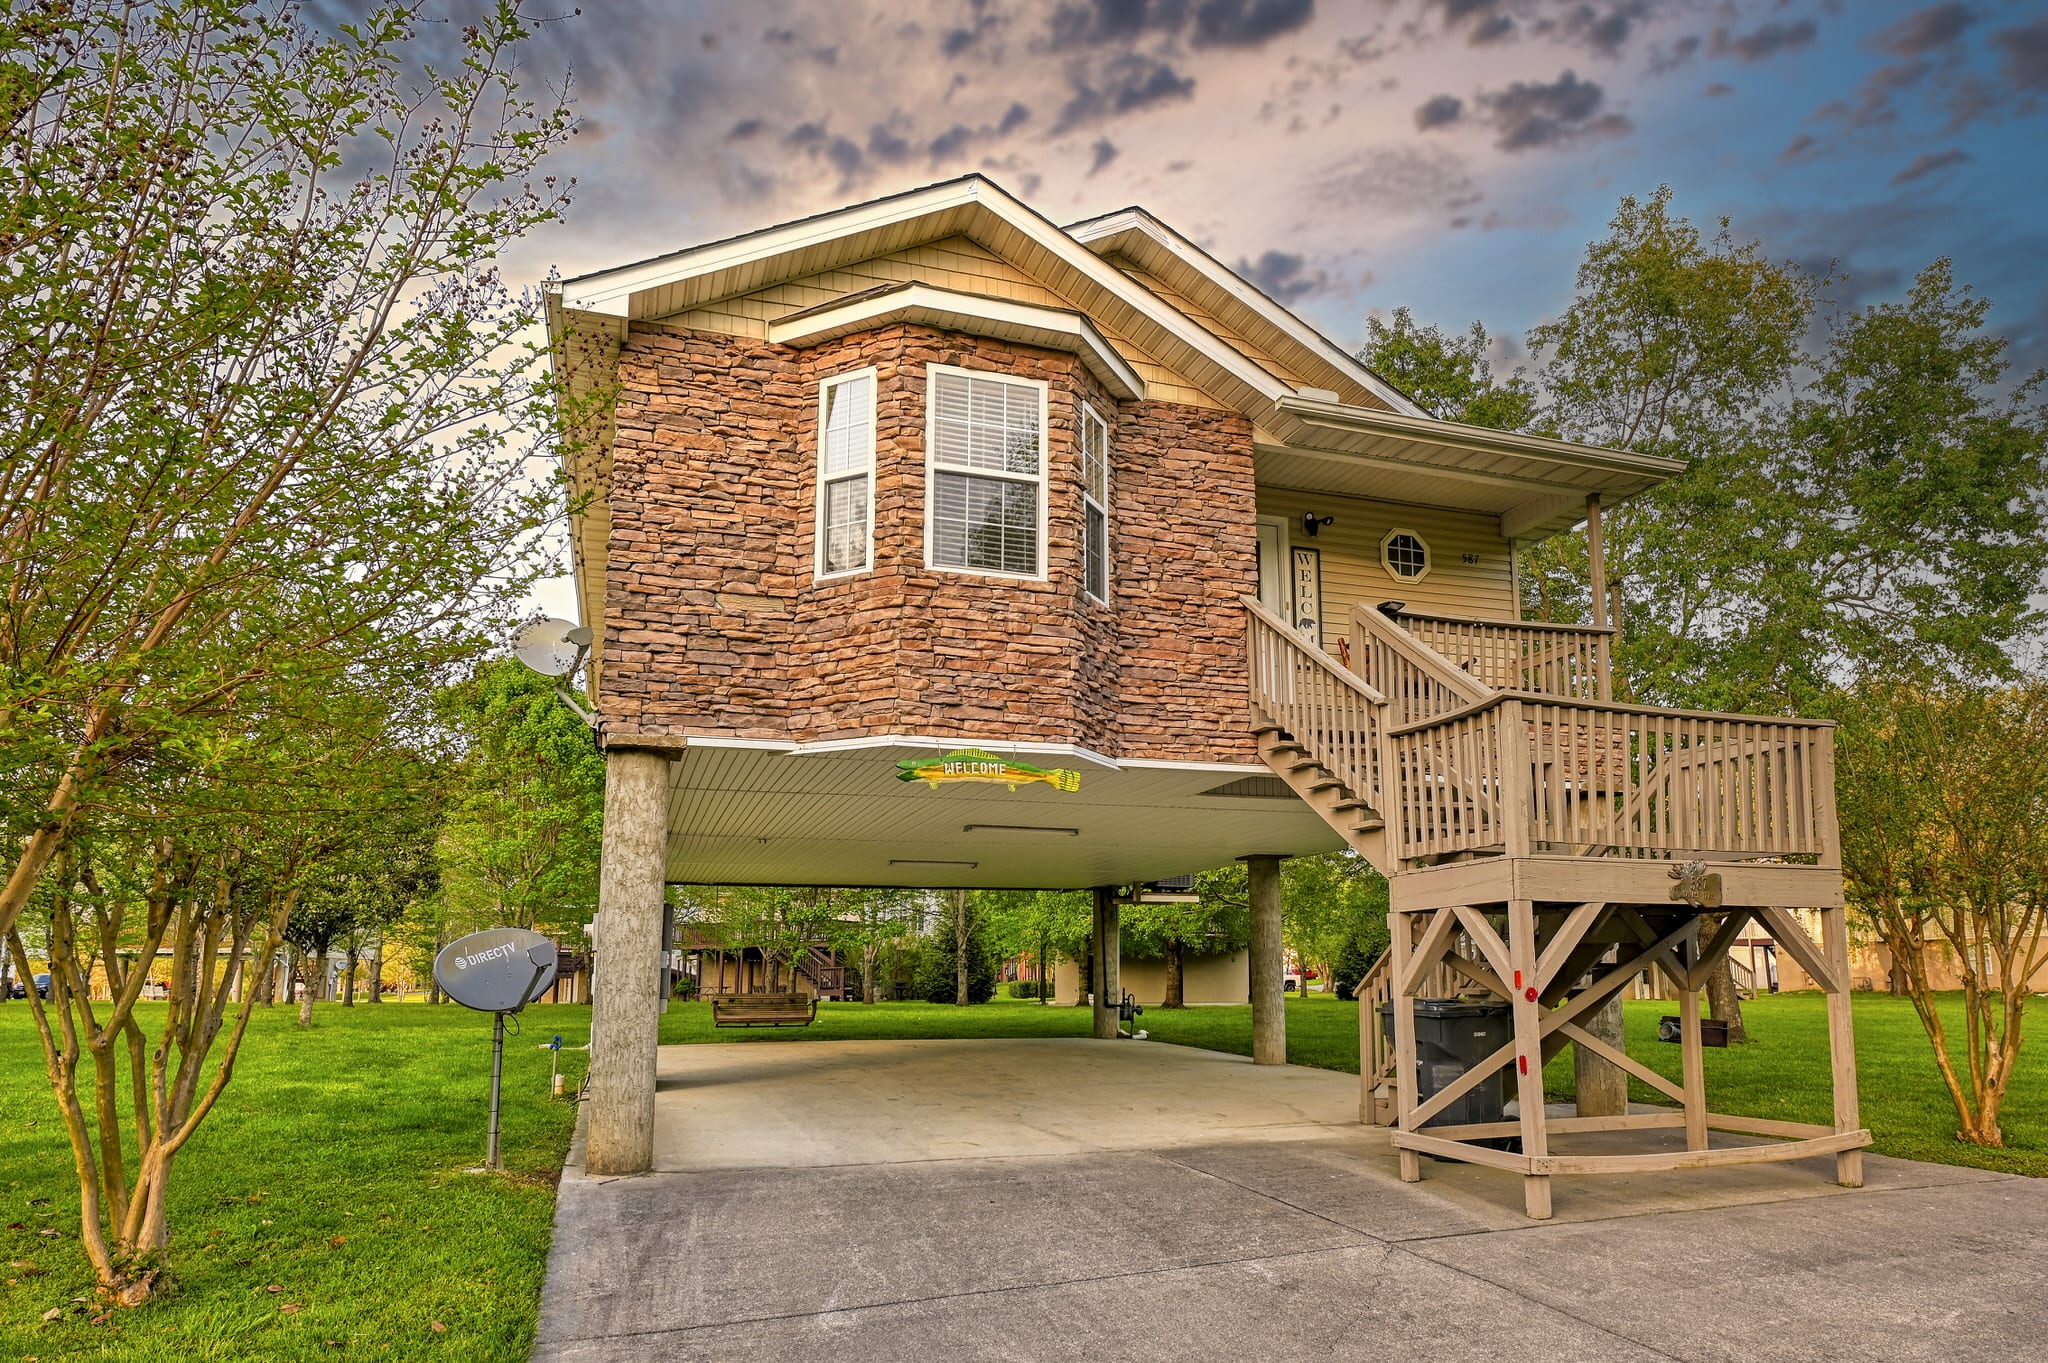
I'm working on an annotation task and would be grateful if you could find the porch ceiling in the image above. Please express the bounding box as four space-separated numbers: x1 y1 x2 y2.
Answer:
661 738 1343 889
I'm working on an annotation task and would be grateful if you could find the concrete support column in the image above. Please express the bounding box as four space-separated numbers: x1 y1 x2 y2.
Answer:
1091 887 1120 1039
1245 854 1285 1066
585 747 670 1176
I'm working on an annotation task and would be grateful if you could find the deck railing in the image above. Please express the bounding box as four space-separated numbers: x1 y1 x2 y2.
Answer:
1388 693 1839 865
1393 610 1614 702
1349 605 1493 729
1244 596 1387 809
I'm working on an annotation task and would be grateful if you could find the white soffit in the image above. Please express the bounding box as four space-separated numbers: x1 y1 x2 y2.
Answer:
661 740 1342 889
768 283 1146 400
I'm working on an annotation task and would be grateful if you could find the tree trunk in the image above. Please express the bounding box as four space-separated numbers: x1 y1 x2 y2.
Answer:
861 941 877 1004
1702 952 1749 1044
1038 932 1049 1006
367 942 383 1003
296 984 313 1028
953 888 969 1006
1074 934 1092 1006
1573 990 1629 1116
343 947 357 1007
1161 937 1184 1009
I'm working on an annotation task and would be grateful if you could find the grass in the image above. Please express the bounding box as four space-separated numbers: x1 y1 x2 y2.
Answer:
4 987 2040 1359
1 1000 590 1362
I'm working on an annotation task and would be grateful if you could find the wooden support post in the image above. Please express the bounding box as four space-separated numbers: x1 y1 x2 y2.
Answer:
585 747 670 1177
1246 855 1286 1065
1822 904 1864 1188
1506 898 1552 1218
1091 887 1120 1040
1585 494 1608 630
1677 916 1709 1152
1390 910 1421 1183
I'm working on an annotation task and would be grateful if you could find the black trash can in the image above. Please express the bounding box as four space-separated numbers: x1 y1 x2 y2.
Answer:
1380 998 1514 1128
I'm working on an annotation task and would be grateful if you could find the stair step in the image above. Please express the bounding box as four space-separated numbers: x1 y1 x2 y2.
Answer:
1307 778 1346 794
1350 818 1387 833
1289 758 1328 774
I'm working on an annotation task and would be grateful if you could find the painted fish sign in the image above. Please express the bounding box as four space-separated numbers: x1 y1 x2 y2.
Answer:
895 748 1082 793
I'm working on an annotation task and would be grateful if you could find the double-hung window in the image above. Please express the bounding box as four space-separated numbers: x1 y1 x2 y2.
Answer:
1080 404 1110 603
926 365 1047 578
815 368 876 578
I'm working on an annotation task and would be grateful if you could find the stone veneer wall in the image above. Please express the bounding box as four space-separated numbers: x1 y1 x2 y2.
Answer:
600 318 1258 764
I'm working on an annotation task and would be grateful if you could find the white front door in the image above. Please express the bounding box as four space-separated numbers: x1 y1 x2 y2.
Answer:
1255 518 1291 620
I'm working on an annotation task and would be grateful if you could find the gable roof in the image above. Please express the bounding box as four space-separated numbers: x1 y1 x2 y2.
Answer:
547 175 1682 655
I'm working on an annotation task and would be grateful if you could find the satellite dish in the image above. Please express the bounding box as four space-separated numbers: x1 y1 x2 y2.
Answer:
512 617 593 678
433 928 560 1013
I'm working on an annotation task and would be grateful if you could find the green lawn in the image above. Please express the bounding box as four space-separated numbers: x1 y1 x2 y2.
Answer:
1 1000 590 1362
5 988 2041 1359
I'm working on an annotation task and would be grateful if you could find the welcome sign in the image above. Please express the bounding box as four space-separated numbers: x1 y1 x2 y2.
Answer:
895 748 1082 793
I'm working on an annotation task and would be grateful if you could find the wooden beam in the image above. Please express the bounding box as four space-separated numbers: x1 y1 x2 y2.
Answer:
1408 1039 1518 1129
1451 906 1514 987
1388 1129 1535 1174
1536 902 1605 989
1539 916 1701 1039
1687 910 1753 992
1390 911 1422 1184
1556 1019 1687 1106
1706 1113 1839 1140
1439 951 1510 1000
1822 904 1865 1188
1755 906 1842 994
1585 494 1608 629
1399 908 1461 997
1531 1129 1872 1176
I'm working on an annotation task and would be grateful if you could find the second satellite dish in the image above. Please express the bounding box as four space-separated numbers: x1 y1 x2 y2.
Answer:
512 617 594 678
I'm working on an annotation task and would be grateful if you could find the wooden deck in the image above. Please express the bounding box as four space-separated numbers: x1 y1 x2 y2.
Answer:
1244 597 1861 1218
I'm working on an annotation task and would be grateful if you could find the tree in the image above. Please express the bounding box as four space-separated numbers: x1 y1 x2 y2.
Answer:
1836 677 2048 1147
980 888 1091 1003
0 0 573 946
0 1 573 1303
433 660 605 940
1121 877 1251 1008
826 888 918 1002
1360 308 1537 430
285 781 440 1023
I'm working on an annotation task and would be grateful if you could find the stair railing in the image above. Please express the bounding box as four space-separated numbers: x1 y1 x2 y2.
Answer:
1349 605 1495 729
1243 596 1389 812
1392 609 1614 702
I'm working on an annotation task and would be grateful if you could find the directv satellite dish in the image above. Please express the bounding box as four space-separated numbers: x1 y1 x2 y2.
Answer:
434 928 560 1013
512 617 593 678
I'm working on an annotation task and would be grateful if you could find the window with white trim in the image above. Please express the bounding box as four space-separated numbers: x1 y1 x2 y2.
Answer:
815 368 875 578
1381 528 1430 582
1080 403 1110 603
926 365 1046 578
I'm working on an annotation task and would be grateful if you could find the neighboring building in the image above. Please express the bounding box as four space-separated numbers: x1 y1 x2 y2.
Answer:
1052 948 1248 1007
551 176 1863 1212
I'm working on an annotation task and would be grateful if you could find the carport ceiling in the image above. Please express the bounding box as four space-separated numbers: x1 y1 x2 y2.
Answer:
664 740 1344 889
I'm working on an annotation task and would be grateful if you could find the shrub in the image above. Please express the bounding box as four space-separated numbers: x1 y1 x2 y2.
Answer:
1008 979 1049 998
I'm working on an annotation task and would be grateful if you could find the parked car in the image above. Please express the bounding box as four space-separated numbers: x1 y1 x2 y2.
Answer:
32 973 51 1000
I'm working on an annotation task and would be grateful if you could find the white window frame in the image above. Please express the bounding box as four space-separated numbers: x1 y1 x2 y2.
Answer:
1380 527 1432 583
923 363 1049 582
814 366 878 581
1080 402 1111 604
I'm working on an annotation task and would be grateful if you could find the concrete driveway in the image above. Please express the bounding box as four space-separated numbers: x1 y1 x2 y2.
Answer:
532 1038 2048 1362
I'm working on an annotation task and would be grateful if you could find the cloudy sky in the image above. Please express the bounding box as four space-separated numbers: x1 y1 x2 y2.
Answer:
433 0 2048 615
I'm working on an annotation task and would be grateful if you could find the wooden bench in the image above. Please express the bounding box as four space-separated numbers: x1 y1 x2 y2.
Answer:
710 993 819 1028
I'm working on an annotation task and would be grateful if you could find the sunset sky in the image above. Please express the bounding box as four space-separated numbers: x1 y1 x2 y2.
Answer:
407 0 2048 616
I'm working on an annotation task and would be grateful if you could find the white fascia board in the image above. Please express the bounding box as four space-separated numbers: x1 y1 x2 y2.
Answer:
1273 395 1685 484
768 284 1146 400
779 734 1125 771
1068 209 1428 419
559 175 1292 411
559 179 986 316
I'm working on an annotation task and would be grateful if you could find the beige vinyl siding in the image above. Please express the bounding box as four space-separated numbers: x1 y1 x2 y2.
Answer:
1105 254 1307 390
1255 488 1515 644
666 235 1221 408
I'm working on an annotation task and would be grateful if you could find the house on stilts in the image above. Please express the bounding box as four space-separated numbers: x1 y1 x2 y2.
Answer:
548 175 1867 1218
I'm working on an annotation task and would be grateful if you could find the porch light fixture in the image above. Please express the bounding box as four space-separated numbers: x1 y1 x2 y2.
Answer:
1301 512 1334 538
962 824 1080 836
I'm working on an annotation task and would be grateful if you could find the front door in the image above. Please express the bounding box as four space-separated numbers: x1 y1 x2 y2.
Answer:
1255 518 1291 621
